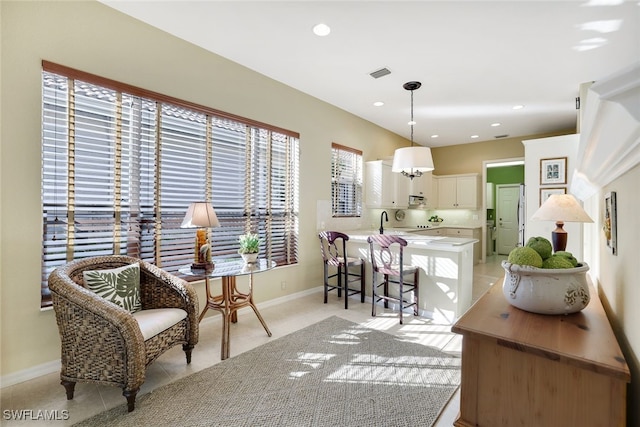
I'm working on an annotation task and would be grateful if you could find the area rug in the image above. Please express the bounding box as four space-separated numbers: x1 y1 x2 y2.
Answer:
74 316 460 427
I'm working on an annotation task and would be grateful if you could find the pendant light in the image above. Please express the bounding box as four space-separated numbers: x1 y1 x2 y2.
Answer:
392 81 434 180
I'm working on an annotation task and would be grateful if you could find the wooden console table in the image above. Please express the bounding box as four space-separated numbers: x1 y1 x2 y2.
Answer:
452 279 630 427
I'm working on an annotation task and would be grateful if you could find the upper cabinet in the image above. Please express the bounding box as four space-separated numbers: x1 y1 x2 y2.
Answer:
365 160 409 209
408 172 434 208
434 173 480 209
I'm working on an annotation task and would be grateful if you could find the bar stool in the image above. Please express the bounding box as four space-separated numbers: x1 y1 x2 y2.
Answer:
367 234 420 324
318 231 365 309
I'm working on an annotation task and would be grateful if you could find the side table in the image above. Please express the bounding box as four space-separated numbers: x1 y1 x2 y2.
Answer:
179 258 275 360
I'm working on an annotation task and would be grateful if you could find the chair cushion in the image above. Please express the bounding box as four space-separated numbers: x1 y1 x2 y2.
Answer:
132 308 188 341
83 263 142 313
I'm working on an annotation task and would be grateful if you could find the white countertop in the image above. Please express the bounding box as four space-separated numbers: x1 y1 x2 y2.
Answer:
341 229 478 251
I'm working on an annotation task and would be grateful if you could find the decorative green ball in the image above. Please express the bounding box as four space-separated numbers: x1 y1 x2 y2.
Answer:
508 246 543 268
526 236 553 260
542 255 575 269
553 251 578 267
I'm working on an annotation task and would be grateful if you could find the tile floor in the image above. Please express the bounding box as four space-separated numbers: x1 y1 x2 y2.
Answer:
1 255 507 426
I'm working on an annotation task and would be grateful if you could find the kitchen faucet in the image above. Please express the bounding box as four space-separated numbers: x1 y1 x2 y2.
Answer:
379 211 389 234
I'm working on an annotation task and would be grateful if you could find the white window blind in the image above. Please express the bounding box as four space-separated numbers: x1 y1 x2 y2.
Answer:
41 62 299 305
331 143 362 217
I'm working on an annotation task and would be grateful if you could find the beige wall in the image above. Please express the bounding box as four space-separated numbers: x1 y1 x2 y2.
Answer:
431 131 572 176
594 164 640 425
0 0 411 377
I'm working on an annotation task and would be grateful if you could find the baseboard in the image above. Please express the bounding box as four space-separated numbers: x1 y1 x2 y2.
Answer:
1 286 324 388
1 359 61 389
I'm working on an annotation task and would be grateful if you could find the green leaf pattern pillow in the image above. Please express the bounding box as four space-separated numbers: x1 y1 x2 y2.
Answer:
83 263 142 313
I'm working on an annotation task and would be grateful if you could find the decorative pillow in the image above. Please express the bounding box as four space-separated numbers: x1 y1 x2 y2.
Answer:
83 263 142 313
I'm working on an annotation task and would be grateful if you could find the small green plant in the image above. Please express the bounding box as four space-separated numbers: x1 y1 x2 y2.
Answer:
238 232 260 254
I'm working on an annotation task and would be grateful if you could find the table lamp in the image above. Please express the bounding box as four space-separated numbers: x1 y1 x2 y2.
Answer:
530 194 593 252
181 202 220 271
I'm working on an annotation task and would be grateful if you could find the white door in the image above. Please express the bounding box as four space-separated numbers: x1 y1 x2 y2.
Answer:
496 185 520 255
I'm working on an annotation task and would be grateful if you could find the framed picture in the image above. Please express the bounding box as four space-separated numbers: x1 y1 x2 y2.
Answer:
540 187 566 206
540 157 567 185
604 191 617 255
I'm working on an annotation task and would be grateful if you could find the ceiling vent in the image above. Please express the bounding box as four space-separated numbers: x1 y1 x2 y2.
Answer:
494 134 510 139
370 67 391 79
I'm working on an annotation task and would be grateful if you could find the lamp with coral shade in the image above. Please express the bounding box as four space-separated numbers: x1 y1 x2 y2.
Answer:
181 202 220 271
530 194 593 252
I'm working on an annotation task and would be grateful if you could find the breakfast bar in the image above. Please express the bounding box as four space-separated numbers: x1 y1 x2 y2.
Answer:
344 229 477 323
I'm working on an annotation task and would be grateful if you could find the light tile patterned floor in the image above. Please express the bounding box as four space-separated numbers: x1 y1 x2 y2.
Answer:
0 256 507 426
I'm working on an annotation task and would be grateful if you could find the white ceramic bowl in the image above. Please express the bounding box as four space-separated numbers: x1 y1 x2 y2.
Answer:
501 261 590 315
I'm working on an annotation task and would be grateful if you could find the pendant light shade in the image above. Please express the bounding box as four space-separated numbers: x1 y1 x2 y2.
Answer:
392 81 434 179
392 146 434 174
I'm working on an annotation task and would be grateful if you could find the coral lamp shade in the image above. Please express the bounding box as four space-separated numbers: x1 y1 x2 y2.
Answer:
181 202 220 228
391 146 435 173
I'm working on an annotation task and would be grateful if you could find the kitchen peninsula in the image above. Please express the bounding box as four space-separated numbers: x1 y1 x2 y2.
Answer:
344 228 477 323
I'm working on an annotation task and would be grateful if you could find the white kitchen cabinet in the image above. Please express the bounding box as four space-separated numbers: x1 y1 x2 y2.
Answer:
365 160 409 209
414 228 445 236
408 171 434 208
435 174 479 209
445 227 482 264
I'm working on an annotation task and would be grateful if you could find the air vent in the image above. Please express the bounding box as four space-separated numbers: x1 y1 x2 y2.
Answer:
370 68 391 79
494 134 510 139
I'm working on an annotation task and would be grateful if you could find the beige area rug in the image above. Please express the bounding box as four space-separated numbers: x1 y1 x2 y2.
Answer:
74 316 460 427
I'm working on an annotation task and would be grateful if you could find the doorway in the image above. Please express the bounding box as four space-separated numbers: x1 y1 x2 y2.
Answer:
496 184 520 255
482 157 525 261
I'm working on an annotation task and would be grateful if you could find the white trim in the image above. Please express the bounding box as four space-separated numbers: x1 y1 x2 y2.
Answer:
1 359 61 389
573 62 640 200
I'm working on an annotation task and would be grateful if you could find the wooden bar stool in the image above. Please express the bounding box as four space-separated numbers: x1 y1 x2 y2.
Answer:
367 234 419 324
318 231 365 309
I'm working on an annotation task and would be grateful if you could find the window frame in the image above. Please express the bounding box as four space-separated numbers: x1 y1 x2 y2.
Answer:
41 61 300 306
330 142 363 218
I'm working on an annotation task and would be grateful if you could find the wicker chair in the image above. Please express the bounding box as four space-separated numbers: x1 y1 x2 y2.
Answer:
48 255 199 412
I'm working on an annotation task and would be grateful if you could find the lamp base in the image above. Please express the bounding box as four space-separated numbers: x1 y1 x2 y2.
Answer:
551 221 568 252
191 262 214 272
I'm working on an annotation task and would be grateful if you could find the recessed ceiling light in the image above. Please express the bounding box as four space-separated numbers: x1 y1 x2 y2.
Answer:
313 23 331 36
430 134 439 138
408 120 416 126
491 123 501 127
471 135 479 139
512 105 524 110
373 101 384 107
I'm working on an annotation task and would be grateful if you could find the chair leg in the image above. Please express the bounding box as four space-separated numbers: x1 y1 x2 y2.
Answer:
124 388 139 412
371 271 377 317
360 263 365 303
183 344 194 364
343 264 349 310
337 265 343 298
413 270 420 316
399 276 404 325
383 275 389 309
61 380 75 400
323 263 329 304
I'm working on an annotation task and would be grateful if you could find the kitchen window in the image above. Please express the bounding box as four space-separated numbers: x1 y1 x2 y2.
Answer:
41 61 299 307
331 143 362 217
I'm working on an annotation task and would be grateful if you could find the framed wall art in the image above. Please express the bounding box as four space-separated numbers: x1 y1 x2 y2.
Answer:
539 187 566 206
604 191 617 255
540 157 567 185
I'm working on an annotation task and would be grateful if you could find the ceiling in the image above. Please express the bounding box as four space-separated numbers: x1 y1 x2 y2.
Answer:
101 1 640 147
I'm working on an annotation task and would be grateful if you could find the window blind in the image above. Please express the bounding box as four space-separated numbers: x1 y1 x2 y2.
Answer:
331 143 363 217
41 63 299 306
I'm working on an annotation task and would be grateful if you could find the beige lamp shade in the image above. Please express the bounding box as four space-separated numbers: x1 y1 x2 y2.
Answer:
392 146 435 174
181 202 220 228
531 194 593 223
531 194 593 252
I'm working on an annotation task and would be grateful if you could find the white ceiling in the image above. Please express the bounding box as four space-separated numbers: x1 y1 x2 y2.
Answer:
101 0 640 147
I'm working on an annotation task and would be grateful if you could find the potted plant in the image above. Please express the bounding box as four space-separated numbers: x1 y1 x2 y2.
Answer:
238 232 260 264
